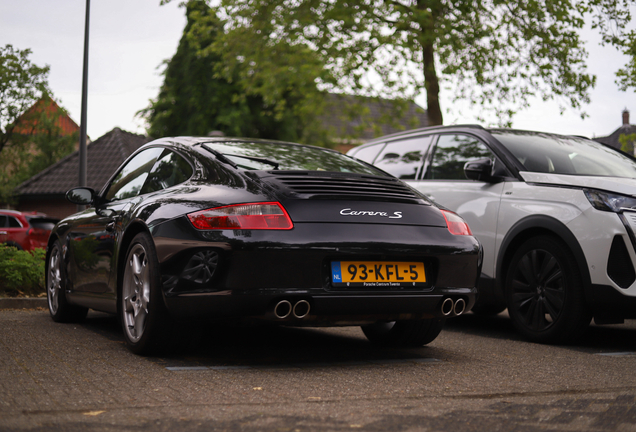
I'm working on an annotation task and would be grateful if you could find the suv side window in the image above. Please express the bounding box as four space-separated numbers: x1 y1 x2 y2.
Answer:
7 217 21 228
426 134 496 180
105 147 164 201
351 143 386 164
374 136 433 179
141 150 193 194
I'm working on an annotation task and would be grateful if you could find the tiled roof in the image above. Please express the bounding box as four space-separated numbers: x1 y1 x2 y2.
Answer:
593 124 636 150
321 93 428 143
15 128 149 197
12 96 80 137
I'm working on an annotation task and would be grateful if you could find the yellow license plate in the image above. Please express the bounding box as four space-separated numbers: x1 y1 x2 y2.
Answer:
331 261 426 286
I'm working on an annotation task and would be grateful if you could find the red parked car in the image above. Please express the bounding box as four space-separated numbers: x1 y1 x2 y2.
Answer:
0 210 59 251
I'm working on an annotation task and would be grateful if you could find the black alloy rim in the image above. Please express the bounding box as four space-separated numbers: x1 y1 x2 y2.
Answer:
510 249 565 331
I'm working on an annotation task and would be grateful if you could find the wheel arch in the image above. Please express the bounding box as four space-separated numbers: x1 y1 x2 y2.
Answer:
495 215 592 303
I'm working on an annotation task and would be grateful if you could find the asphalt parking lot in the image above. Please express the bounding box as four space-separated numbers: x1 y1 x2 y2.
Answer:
2 307 636 431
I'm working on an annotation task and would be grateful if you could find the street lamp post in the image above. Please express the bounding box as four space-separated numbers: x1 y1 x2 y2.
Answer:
78 0 90 211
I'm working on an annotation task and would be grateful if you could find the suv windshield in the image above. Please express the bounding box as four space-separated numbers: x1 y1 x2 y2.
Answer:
492 131 636 178
203 141 389 176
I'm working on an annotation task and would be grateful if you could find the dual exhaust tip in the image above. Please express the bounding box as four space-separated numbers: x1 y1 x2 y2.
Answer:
274 299 311 319
441 297 466 317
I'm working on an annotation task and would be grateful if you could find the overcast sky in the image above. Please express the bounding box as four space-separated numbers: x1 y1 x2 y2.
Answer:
1 0 634 141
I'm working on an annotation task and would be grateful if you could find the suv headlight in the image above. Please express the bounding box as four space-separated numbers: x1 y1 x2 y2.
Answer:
584 189 636 212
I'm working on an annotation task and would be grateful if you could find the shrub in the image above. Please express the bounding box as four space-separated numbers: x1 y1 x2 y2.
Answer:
0 245 46 297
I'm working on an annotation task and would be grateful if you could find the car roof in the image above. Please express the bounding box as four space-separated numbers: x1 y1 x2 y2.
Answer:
359 124 589 147
0 210 49 219
360 124 486 145
140 136 343 155
0 209 23 215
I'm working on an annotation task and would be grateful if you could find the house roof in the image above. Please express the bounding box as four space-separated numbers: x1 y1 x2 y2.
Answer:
593 124 636 150
12 95 80 137
321 93 429 143
15 127 149 197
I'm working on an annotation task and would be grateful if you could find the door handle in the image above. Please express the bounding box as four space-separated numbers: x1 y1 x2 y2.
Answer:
0 231 6 235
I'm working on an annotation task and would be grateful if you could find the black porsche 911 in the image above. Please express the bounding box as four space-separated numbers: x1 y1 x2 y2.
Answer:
47 137 481 354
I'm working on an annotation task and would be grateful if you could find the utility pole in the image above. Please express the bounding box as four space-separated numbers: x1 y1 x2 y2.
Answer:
78 0 90 211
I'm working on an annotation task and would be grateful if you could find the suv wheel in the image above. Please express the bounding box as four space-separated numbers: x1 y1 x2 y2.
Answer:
504 235 591 344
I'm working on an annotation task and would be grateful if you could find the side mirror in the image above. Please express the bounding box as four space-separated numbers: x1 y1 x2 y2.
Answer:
66 187 96 205
464 158 494 182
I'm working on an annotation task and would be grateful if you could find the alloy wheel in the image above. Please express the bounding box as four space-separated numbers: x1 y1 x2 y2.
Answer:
122 244 151 343
48 246 62 315
509 248 565 332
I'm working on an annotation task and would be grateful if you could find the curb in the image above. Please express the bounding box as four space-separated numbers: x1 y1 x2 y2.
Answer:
0 298 48 310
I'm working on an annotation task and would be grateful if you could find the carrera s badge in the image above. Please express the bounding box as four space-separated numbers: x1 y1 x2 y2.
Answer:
340 208 403 219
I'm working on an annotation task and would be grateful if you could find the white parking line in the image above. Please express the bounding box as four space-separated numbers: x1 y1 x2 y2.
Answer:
165 358 442 370
595 352 636 356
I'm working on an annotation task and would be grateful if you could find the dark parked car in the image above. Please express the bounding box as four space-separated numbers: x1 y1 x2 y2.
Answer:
47 137 481 354
0 209 59 251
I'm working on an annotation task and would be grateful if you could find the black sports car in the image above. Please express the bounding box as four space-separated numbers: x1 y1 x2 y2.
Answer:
47 137 481 354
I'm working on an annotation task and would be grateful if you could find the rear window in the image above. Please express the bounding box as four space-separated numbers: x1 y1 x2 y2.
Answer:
202 141 389 176
26 217 58 230
492 131 636 178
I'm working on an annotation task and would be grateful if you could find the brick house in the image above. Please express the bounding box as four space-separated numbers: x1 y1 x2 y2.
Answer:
12 95 81 139
593 109 636 152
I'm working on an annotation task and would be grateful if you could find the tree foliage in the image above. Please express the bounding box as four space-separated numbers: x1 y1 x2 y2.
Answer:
171 0 635 127
0 44 50 153
619 132 636 154
141 1 330 145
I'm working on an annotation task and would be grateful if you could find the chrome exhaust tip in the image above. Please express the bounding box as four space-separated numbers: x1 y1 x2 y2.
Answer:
274 300 292 319
441 298 454 316
453 298 466 316
293 300 311 319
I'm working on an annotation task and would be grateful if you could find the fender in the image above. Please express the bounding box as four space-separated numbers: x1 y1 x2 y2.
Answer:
495 215 592 304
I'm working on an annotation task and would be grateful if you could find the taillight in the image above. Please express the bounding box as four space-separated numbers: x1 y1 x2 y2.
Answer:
441 210 472 235
188 202 293 230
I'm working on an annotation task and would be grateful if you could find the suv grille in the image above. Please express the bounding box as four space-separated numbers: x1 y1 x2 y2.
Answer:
271 172 422 202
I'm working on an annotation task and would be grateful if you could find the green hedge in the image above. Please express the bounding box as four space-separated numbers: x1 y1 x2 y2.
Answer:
0 245 46 297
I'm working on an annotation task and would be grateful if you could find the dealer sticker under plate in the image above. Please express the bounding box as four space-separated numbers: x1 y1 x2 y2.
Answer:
331 261 426 287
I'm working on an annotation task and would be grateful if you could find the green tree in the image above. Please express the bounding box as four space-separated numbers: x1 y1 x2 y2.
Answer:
141 1 329 144
0 44 50 153
619 132 636 154
180 0 634 127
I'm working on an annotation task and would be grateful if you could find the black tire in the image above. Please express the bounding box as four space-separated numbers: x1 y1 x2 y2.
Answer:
119 232 174 355
471 302 506 316
46 240 88 323
361 318 445 347
504 235 591 344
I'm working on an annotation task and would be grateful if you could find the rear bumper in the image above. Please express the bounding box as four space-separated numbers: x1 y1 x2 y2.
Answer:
152 218 481 323
164 286 477 323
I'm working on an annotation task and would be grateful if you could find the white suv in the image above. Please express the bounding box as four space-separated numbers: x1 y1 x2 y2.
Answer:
348 125 636 343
